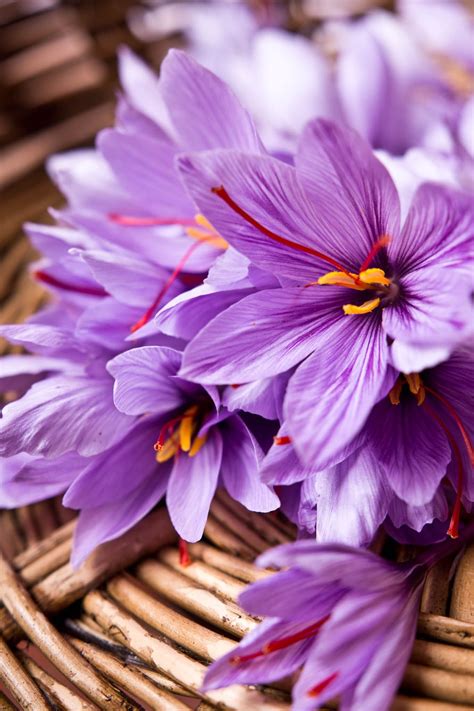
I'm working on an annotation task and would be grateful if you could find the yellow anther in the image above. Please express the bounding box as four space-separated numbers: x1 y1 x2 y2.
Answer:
405 372 422 396
186 214 228 250
179 406 198 452
317 271 366 290
156 435 179 463
389 379 403 405
189 434 207 457
343 298 381 315
358 268 391 287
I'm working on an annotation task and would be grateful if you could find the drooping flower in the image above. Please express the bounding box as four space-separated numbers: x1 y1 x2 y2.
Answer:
178 118 473 469
203 528 474 710
261 344 473 545
62 345 279 565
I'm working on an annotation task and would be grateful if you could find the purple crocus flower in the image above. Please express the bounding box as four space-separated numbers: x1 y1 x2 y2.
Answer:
178 118 473 469
261 344 473 545
203 529 474 710
62 345 279 565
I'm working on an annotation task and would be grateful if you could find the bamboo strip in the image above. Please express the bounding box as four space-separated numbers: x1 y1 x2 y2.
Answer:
0 511 24 560
0 635 49 711
20 537 72 586
69 637 189 711
107 574 236 662
210 500 269 554
421 556 455 616
14 519 75 570
135 558 257 638
16 505 40 545
204 514 256 559
82 591 290 711
411 639 474 674
392 697 474 711
216 489 290 545
450 542 474 622
0 555 136 710
403 663 474 705
20 653 97 711
0 508 176 640
418 613 474 648
158 547 246 602
188 542 271 584
30 501 59 539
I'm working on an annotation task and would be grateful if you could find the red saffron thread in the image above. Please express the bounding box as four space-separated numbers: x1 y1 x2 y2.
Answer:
274 436 292 446
359 235 391 273
34 270 107 298
422 401 464 538
130 240 203 333
179 539 192 567
211 186 356 278
424 386 474 465
231 615 330 664
307 671 339 698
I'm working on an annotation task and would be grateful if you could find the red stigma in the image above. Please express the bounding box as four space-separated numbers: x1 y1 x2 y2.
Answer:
274 435 292 446
211 186 354 277
422 399 468 539
307 671 339 698
34 271 107 298
130 240 203 333
230 615 330 665
179 539 192 567
359 235 391 273
108 213 195 227
154 415 185 451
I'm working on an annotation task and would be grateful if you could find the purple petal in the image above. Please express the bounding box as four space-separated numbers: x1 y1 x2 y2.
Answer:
219 416 279 512
71 469 169 567
166 428 223 541
222 371 290 421
367 397 451 506
64 418 166 507
107 346 184 416
0 452 84 507
313 446 392 546
284 313 392 466
181 287 347 384
160 50 264 153
295 119 401 267
0 374 133 458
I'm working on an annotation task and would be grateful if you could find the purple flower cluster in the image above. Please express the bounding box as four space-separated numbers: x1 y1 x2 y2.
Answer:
1 3 473 709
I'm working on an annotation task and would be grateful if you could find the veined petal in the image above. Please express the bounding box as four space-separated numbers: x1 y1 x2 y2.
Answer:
284 313 392 467
160 50 264 153
167 428 223 541
295 118 401 267
181 287 347 384
107 346 184 416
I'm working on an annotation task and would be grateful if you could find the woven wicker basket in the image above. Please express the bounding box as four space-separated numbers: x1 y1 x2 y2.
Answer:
1 1 473 709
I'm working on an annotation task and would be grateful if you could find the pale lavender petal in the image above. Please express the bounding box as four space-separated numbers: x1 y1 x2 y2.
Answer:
0 452 84 507
160 50 264 153
285 313 392 467
107 346 184 416
0 374 133 458
220 416 279 512
167 428 223 541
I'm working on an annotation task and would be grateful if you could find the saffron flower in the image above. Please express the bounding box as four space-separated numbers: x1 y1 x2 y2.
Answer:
261 344 473 545
203 529 474 710
63 346 279 565
178 118 473 468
